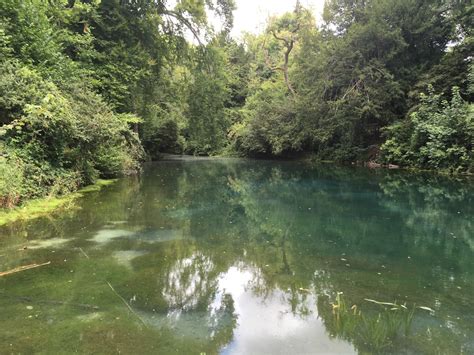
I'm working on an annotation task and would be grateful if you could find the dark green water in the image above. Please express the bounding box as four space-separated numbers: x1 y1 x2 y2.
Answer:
1 158 473 354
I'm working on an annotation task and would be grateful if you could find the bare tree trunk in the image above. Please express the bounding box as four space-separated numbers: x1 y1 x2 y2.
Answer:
283 43 296 95
271 30 297 96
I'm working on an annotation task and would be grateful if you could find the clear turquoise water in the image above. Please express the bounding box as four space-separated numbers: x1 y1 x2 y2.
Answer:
0 158 473 354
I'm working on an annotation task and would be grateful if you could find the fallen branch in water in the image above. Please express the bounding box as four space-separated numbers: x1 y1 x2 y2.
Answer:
0 261 51 277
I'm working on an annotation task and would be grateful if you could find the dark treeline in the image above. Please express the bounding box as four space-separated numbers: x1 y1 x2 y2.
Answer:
0 0 472 208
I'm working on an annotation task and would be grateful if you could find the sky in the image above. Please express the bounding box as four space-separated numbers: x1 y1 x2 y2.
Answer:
229 0 326 38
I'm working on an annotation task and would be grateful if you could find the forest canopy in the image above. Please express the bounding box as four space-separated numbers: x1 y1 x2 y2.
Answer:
0 0 473 208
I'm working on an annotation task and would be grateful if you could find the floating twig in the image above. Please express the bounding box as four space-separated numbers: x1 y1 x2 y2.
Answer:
78 247 90 259
0 261 51 277
106 281 147 328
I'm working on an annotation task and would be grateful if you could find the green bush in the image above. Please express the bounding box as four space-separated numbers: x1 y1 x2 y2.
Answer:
382 86 473 172
0 59 143 207
232 81 304 156
143 118 183 158
0 148 24 208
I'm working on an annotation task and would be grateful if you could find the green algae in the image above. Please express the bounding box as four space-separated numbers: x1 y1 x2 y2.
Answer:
0 179 117 226
77 179 118 193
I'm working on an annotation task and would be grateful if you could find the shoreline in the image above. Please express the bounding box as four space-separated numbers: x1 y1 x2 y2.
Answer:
0 179 117 227
1 155 472 228
157 154 474 177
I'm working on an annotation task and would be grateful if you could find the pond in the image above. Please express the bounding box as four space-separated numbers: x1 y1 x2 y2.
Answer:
0 158 473 354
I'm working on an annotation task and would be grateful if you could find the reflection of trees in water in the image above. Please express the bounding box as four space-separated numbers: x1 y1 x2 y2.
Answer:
17 159 467 353
173 159 471 259
163 252 216 312
378 173 474 253
100 160 472 353
225 161 473 270
163 159 473 352
161 251 237 349
116 246 237 352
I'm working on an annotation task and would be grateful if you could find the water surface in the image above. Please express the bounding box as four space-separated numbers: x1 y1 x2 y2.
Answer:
1 158 473 354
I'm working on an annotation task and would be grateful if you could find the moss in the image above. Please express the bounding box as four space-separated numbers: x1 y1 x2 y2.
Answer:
78 179 118 193
0 179 117 226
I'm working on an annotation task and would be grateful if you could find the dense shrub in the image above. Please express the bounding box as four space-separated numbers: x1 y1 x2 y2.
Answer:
142 117 183 158
231 81 304 156
382 86 473 172
0 146 24 208
0 59 143 207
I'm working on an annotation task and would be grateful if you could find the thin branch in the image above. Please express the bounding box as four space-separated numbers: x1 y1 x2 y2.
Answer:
162 10 204 46
0 261 51 277
78 247 90 259
341 79 361 101
106 281 148 328
271 30 290 46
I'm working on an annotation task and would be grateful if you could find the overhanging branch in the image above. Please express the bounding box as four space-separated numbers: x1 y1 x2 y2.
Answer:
162 10 204 46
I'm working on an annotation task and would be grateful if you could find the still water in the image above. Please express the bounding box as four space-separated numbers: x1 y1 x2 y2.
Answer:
0 158 473 354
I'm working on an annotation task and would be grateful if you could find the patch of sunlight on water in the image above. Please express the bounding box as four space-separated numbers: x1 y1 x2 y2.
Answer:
90 228 185 246
112 251 147 269
27 238 70 250
90 229 135 245
76 312 104 322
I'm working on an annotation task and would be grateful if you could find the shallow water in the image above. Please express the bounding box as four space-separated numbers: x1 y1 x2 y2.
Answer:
0 158 473 354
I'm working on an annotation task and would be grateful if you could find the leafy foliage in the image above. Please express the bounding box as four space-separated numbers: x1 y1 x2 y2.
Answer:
0 0 239 207
185 43 231 155
382 86 473 172
227 0 472 168
0 1 145 207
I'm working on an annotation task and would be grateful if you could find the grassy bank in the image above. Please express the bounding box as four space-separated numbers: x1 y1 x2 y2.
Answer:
0 179 117 227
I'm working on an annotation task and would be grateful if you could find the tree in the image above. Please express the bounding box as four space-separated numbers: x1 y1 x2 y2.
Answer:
186 42 231 155
382 85 473 172
263 1 314 95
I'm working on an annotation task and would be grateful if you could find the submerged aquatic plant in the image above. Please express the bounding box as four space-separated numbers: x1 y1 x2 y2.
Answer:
327 293 429 353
